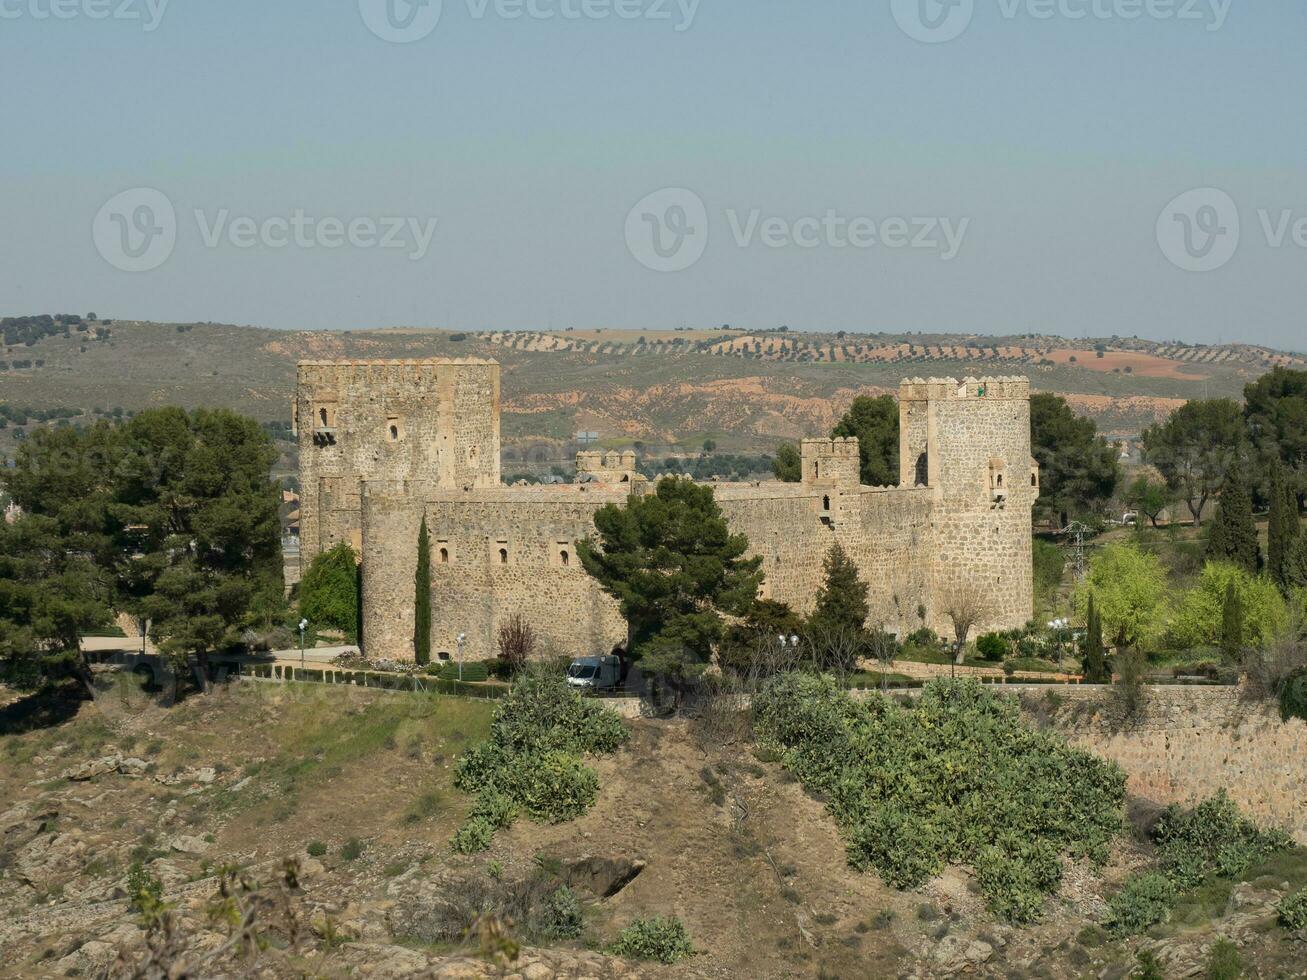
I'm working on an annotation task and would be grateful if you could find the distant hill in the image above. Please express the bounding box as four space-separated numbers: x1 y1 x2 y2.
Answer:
1 318 1301 455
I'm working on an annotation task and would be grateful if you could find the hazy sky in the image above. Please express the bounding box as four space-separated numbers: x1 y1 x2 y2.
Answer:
2 1 1303 348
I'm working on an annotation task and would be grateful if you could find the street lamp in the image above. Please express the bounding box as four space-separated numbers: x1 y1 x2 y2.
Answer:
456 632 467 681
299 619 308 671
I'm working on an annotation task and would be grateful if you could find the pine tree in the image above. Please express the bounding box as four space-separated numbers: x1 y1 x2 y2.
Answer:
414 516 432 666
808 542 870 636
1268 465 1301 591
1220 580 1243 664
1082 594 1109 683
1206 474 1261 574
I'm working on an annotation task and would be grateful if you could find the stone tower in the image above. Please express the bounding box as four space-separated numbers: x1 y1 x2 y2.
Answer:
899 377 1039 633
294 359 500 567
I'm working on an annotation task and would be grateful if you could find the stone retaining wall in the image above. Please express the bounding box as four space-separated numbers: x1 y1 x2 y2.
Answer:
1019 685 1307 843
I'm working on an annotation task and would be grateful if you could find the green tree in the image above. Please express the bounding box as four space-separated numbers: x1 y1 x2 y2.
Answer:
1169 563 1288 652
772 442 801 483
118 410 285 684
718 599 804 677
808 542 870 637
831 395 898 487
1143 399 1248 526
1243 367 1307 498
1126 475 1170 529
1205 473 1261 574
577 477 763 691
299 542 360 642
1267 464 1302 591
1219 581 1243 664
1030 393 1120 525
414 516 432 666
1287 533 1307 591
1082 593 1109 683
1073 543 1169 650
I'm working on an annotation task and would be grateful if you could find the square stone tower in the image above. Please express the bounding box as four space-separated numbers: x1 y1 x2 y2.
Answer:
295 358 500 568
899 377 1039 633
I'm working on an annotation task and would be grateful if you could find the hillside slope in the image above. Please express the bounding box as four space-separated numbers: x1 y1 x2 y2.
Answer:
2 319 1300 451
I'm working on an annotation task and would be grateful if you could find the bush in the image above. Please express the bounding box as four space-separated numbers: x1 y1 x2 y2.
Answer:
438 661 490 683
306 840 327 857
1277 887 1307 930
340 837 365 861
1280 666 1307 723
1106 873 1176 936
299 543 360 642
126 861 164 914
534 884 583 940
1152 791 1293 888
975 633 1008 661
752 675 1125 922
450 818 494 855
609 916 695 964
450 671 628 850
1205 938 1243 980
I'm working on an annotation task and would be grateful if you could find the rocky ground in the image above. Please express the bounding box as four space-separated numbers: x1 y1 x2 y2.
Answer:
0 676 1304 978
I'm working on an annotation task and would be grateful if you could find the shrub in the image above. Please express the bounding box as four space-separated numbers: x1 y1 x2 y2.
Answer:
534 884 583 940
1280 666 1307 723
1152 791 1293 888
1106 873 1176 936
496 613 537 676
126 861 164 915
1277 887 1307 930
1169 563 1290 652
340 837 365 861
1205 938 1243 980
299 543 360 642
450 818 494 855
609 916 695 964
451 671 628 849
438 661 490 683
975 632 1007 661
752 675 1125 922
306 840 327 857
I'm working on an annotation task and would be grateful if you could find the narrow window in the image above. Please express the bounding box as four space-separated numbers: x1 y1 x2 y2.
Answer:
389 424 399 440
996 474 1003 488
1031 474 1038 487
499 548 508 565
439 547 449 564
822 495 831 511
560 549 570 567
318 407 328 427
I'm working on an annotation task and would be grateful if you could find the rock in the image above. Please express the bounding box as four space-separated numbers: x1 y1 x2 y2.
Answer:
930 936 994 975
230 776 254 792
61 757 122 781
169 834 211 855
563 856 646 898
300 857 326 877
55 939 116 975
521 963 553 980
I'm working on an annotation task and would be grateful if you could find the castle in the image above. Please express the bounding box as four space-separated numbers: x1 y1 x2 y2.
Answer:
294 360 1039 663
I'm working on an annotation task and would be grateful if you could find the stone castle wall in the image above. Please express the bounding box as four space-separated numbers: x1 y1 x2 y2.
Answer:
299 363 1038 663
296 359 500 565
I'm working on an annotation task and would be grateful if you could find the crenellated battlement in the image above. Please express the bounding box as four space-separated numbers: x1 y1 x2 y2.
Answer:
898 376 1031 403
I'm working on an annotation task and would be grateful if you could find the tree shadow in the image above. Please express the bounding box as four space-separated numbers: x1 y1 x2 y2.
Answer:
0 682 87 737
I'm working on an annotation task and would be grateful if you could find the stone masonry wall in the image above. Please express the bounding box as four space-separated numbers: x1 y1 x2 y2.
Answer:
1020 686 1307 844
296 359 500 569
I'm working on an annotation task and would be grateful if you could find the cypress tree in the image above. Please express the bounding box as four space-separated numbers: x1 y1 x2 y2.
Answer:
1287 533 1307 591
1220 580 1243 664
1206 475 1261 574
1082 593 1109 683
414 516 432 666
1268 465 1301 591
